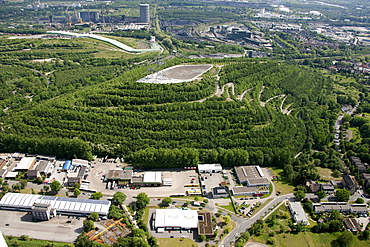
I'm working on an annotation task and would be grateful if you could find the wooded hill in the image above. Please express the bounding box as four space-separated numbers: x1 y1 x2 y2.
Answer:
0 59 338 168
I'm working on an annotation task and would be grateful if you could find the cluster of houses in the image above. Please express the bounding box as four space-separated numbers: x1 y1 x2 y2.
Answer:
349 156 370 192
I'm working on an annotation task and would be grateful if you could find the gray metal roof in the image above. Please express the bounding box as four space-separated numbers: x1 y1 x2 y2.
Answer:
0 193 110 215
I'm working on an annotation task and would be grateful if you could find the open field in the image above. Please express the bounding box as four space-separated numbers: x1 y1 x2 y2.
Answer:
4 35 152 59
157 238 198 247
317 167 338 181
5 236 73 247
137 64 213 84
274 232 370 247
270 168 295 195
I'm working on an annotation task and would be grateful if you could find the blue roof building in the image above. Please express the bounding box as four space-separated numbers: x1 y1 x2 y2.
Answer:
62 160 72 171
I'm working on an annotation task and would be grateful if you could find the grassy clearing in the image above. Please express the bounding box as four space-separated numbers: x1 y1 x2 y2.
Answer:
317 167 337 181
157 238 198 247
273 231 370 247
270 168 295 195
348 127 362 143
220 202 235 213
5 236 73 247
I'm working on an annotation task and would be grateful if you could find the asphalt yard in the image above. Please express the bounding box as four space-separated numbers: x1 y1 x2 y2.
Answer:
0 210 83 242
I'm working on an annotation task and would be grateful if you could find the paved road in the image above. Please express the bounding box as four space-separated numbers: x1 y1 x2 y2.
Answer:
220 194 294 247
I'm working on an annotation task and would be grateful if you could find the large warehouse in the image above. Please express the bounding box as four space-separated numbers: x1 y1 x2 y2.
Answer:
153 209 198 232
0 193 110 216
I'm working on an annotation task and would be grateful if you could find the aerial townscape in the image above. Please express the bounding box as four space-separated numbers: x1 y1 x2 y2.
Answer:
0 0 370 246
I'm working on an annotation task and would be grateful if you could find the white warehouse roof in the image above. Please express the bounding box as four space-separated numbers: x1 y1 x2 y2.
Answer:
155 209 198 229
198 164 223 172
0 193 110 216
72 159 89 167
143 171 162 183
15 157 35 170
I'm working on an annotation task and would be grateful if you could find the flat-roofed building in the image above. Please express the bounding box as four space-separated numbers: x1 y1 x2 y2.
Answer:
36 155 56 162
5 172 18 179
143 171 162 186
27 170 40 180
67 177 82 187
32 203 55 221
107 169 132 181
154 209 198 231
198 212 216 238
77 166 87 178
72 159 89 167
14 157 36 171
0 193 111 216
234 166 270 187
212 187 229 199
232 186 269 196
321 184 334 193
35 160 52 177
198 164 222 173
313 202 367 214
287 202 309 225
351 204 368 214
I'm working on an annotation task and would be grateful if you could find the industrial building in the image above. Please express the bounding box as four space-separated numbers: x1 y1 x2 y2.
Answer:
197 164 222 173
35 160 53 177
14 157 36 171
153 209 198 232
231 186 269 196
32 203 55 221
0 193 111 216
234 166 270 187
139 4 150 24
62 160 72 171
287 202 309 225
106 169 133 185
72 159 89 167
212 187 229 199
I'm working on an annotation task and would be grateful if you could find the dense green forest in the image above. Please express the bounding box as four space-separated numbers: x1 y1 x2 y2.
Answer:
0 58 338 170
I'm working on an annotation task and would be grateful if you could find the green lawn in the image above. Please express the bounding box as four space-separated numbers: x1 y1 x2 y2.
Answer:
273 232 370 247
157 238 198 247
5 236 73 247
220 202 235 213
270 168 295 195
317 167 337 181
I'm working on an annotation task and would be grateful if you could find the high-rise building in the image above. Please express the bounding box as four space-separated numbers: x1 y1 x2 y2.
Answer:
140 4 150 24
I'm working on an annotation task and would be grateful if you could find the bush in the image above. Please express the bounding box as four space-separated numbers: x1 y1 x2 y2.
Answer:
355 198 365 204
19 235 29 241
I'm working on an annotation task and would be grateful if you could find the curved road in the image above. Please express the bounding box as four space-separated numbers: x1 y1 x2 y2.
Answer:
220 194 294 247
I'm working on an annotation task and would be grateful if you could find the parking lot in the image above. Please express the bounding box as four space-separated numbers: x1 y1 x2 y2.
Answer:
0 210 83 242
86 162 199 201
